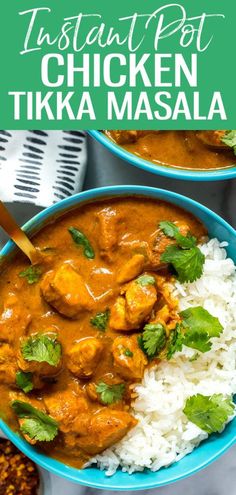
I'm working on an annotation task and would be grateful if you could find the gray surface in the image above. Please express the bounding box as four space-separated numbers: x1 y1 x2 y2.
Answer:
1 134 236 495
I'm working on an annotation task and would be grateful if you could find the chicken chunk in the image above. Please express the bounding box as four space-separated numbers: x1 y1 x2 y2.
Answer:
110 280 157 331
109 296 132 331
196 130 228 148
10 391 45 409
117 254 145 284
86 382 99 402
67 337 104 378
44 389 89 433
150 281 180 334
17 349 62 381
0 344 17 385
17 331 62 383
41 264 94 318
75 408 137 454
147 222 190 268
0 293 31 343
112 336 147 380
96 207 123 261
125 280 157 328
154 304 170 325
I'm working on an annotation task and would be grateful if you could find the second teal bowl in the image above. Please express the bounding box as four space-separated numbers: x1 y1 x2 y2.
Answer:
89 131 236 181
0 185 236 490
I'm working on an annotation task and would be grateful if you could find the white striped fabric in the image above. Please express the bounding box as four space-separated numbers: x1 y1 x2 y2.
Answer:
0 130 87 207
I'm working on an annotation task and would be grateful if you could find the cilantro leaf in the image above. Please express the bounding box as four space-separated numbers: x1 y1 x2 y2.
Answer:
167 307 223 359
16 371 33 394
183 394 235 434
11 400 58 442
137 334 146 354
159 221 196 249
161 245 205 283
166 323 184 360
21 334 61 367
19 266 42 285
159 221 180 238
140 323 166 358
124 348 133 357
68 227 95 259
181 306 223 352
181 307 223 338
221 130 236 155
90 309 110 331
136 275 156 287
183 329 211 353
159 221 205 283
96 382 125 405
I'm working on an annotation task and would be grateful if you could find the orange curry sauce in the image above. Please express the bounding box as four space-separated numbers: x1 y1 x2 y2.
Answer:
105 131 235 170
0 197 206 468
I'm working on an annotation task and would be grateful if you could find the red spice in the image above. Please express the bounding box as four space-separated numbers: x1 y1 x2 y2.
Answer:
0 439 40 495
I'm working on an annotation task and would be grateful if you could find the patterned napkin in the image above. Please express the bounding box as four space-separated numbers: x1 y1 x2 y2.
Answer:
0 130 87 207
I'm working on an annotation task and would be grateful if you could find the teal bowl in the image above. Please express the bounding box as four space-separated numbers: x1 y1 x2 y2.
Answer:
89 131 236 181
1 186 236 490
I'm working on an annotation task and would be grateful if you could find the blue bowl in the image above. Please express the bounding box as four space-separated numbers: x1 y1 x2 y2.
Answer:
89 131 236 181
1 185 236 490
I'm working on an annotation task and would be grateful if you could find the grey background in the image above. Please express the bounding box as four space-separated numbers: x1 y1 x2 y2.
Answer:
1 134 236 495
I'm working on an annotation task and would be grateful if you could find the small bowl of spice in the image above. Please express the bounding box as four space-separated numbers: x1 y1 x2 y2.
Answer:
0 437 52 495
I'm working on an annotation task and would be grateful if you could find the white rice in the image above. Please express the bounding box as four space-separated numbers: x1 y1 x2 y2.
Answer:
92 239 236 476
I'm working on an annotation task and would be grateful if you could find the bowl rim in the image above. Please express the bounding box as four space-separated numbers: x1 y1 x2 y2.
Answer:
1 184 236 490
88 131 236 182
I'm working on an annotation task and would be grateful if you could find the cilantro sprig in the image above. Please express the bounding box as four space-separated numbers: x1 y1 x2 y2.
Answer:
90 309 110 331
21 334 61 367
159 221 197 248
166 323 184 360
68 227 95 259
16 371 33 394
19 266 42 285
221 130 236 155
139 323 167 359
96 382 125 405
166 306 223 359
180 306 223 352
159 221 205 283
11 400 58 442
184 394 235 434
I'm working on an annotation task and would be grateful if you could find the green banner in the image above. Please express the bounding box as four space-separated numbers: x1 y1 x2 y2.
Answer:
0 0 235 129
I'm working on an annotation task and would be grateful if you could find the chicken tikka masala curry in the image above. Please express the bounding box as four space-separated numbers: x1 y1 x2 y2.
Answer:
105 130 236 170
0 197 206 469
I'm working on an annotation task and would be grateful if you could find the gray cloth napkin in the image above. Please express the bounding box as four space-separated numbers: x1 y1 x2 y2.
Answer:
0 130 87 207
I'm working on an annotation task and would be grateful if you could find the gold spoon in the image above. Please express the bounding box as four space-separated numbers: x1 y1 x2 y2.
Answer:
0 200 39 264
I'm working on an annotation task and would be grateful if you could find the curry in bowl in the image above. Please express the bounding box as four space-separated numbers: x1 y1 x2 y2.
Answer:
104 130 236 170
0 196 236 474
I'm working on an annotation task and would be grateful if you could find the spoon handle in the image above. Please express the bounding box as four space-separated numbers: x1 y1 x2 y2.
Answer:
0 201 37 263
